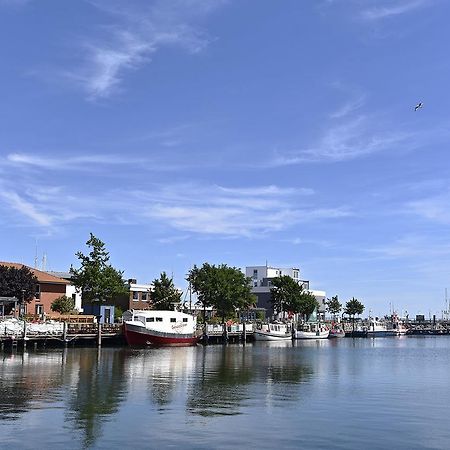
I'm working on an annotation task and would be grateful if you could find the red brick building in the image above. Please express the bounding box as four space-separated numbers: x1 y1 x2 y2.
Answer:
0 262 69 316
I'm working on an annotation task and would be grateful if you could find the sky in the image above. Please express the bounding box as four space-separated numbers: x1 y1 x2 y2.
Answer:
1 0 450 318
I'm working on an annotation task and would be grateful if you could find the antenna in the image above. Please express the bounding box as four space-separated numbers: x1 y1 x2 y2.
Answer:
34 239 38 269
42 253 47 271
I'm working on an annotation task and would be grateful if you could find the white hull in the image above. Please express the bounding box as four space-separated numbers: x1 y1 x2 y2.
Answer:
254 330 292 341
295 330 329 340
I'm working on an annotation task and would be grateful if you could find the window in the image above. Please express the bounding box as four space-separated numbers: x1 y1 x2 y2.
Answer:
146 317 154 322
141 292 147 301
293 270 299 279
170 318 176 322
156 317 163 322
132 291 139 301
253 269 258 278
35 284 40 299
35 304 43 315
183 318 188 322
72 293 76 301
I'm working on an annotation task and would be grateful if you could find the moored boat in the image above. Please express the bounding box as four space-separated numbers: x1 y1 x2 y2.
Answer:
366 318 396 337
295 322 329 340
253 322 292 341
123 310 201 346
328 327 346 338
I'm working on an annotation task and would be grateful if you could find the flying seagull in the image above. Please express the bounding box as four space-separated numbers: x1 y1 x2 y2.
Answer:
414 102 423 111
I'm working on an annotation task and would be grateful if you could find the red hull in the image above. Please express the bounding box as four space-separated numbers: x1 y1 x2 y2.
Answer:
124 324 200 347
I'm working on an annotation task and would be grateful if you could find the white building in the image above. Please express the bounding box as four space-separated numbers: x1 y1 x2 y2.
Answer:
245 264 326 320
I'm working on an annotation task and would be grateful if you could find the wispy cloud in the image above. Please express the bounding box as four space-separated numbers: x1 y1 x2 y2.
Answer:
330 94 366 119
361 0 430 20
0 180 350 237
0 190 53 227
269 116 413 166
64 0 226 99
406 193 450 224
6 152 143 169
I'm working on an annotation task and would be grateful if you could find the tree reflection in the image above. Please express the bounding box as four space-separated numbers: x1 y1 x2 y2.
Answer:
187 345 314 417
65 348 128 448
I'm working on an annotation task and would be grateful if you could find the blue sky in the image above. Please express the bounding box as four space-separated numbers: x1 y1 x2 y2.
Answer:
1 0 450 317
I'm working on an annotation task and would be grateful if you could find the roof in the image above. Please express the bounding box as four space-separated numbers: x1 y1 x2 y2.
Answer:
0 262 69 284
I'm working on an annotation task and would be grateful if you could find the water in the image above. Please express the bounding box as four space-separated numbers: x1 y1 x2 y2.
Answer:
1 338 450 449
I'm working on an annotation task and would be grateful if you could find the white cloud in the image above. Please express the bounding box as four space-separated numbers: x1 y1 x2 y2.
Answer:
269 116 413 166
361 0 430 20
65 0 226 99
330 94 366 119
0 191 53 226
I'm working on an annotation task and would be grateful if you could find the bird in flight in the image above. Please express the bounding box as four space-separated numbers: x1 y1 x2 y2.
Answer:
414 102 423 111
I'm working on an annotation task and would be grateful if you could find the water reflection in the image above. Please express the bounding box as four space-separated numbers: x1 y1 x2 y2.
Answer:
0 350 66 420
64 348 128 448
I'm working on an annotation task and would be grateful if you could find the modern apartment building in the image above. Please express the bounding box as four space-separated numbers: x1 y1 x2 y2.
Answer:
245 264 326 319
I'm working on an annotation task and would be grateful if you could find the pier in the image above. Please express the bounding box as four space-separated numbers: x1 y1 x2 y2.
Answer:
0 320 124 350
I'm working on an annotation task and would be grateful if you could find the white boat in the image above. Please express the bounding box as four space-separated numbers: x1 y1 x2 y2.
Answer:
122 310 201 346
295 322 329 339
366 318 396 337
254 322 292 341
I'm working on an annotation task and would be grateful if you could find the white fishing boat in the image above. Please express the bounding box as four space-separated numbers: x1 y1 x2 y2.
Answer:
366 318 396 337
122 310 201 346
294 322 329 340
253 322 292 341
328 327 346 338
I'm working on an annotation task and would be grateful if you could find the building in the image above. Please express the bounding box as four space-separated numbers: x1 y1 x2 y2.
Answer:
47 271 83 312
0 262 69 316
112 279 152 312
245 264 326 319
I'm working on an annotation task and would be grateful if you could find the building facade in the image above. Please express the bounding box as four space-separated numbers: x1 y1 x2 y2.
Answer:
0 262 69 316
245 264 326 319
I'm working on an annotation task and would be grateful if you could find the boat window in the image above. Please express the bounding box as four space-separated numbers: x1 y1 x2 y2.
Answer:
183 318 188 322
146 317 154 322
170 318 176 322
156 317 163 322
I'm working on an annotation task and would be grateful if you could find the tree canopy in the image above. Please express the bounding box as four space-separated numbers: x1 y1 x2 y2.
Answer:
51 295 76 314
0 264 37 303
151 272 182 310
326 295 342 318
344 297 365 317
187 263 255 323
270 275 303 315
270 276 319 321
70 233 127 304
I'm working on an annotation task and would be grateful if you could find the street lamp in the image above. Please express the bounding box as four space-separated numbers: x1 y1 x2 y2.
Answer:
21 289 25 318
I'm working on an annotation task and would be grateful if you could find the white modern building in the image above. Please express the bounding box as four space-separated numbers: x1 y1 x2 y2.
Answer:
245 264 326 320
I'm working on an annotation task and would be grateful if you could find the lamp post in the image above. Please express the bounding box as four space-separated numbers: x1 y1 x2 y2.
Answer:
21 289 25 318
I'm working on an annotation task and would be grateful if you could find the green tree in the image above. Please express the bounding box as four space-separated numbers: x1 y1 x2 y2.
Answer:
70 233 127 304
51 295 76 314
297 291 320 322
270 275 304 316
151 272 182 310
326 295 342 320
187 263 255 324
344 297 365 332
0 264 38 311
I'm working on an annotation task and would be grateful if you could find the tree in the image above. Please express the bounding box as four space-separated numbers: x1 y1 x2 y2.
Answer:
151 272 182 310
51 295 76 314
70 233 127 304
326 295 342 321
187 263 255 324
344 297 365 318
270 275 304 317
344 297 365 332
0 264 38 310
297 291 320 322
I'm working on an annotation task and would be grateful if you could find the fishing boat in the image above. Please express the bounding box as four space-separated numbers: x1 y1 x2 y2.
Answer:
328 327 346 338
294 322 329 340
122 310 201 346
366 318 396 337
253 322 292 341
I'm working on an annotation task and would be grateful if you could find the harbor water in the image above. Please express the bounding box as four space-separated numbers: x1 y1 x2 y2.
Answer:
1 337 450 449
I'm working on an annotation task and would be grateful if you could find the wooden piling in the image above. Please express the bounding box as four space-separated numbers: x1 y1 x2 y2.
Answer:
97 323 102 347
